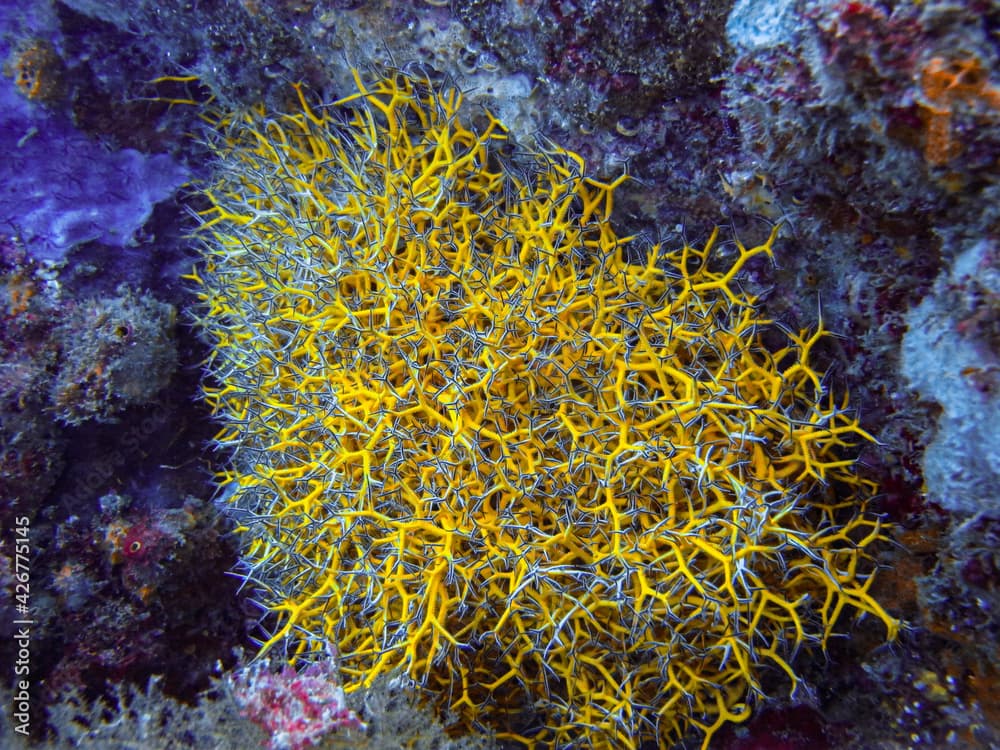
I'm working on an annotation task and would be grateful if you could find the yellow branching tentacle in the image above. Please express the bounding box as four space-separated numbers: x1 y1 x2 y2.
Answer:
193 68 898 750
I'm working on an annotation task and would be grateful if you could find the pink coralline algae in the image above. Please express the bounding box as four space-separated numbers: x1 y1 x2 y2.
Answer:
228 658 365 750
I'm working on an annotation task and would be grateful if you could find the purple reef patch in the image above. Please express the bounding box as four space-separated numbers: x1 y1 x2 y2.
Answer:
0 74 189 262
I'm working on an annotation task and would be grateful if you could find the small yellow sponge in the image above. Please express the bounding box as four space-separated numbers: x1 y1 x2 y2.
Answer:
192 68 898 749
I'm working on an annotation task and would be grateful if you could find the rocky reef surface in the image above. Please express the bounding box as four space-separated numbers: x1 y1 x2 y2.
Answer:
0 1 997 748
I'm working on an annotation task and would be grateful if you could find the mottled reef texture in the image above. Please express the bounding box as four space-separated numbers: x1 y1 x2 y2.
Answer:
0 0 997 748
